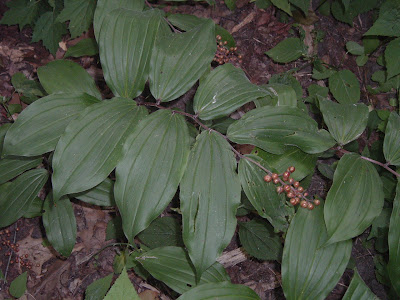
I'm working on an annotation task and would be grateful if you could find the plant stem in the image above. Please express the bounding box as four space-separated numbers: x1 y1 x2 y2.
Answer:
338 148 400 178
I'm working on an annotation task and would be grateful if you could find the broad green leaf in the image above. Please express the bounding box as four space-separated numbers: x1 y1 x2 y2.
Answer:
346 41 364 55
167 14 236 48
282 203 352 300
266 38 304 63
98 9 164 99
324 154 384 244
52 98 148 202
11 72 44 104
103 268 140 300
65 38 98 58
289 0 309 15
150 20 216 102
106 216 125 241
239 219 283 261
271 0 292 15
137 217 184 249
113 249 128 274
356 54 368 66
363 36 380 54
388 181 400 296
193 64 267 120
37 60 101 99
9 271 27 298
23 197 44 218
384 112 400 166
329 70 360 104
72 178 115 207
57 0 96 38
93 0 144 38
224 0 236 10
343 269 379 299
254 84 297 107
317 161 335 180
0 169 48 228
31 11 68 55
115 110 189 242
365 0 400 37
0 156 42 184
269 73 302 99
177 282 261 300
85 274 113 300
0 124 11 155
238 155 293 232
180 131 241 278
319 99 369 145
0 0 40 30
312 65 336 80
3 93 100 156
227 106 335 155
42 194 77 257
385 38 400 79
255 147 317 181
137 246 230 294
342 0 350 11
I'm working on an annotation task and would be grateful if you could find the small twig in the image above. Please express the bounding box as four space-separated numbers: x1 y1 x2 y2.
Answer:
4 226 17 281
85 242 136 265
338 148 400 178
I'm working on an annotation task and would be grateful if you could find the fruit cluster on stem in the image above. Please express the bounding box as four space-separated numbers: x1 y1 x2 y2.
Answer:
263 166 320 210
213 35 242 65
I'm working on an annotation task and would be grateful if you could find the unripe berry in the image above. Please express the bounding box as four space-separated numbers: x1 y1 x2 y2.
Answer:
307 203 314 210
289 166 295 173
264 175 272 182
294 181 300 188
304 192 309 197
294 197 300 204
283 171 290 178
300 200 308 208
290 198 297 205
284 185 291 192
272 173 279 180
289 178 295 184
314 199 321 206
276 186 283 193
298 187 304 193
287 192 294 198
273 179 279 184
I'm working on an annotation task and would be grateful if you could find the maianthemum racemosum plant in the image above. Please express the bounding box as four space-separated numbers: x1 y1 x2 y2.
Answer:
1 0 400 298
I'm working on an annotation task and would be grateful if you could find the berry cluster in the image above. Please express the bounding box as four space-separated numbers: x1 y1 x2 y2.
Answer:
263 166 320 210
0 228 37 270
213 35 243 65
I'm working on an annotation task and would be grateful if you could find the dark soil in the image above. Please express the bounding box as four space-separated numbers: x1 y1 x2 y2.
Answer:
0 0 393 299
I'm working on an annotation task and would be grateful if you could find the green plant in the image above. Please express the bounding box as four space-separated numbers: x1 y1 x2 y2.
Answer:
1 0 400 299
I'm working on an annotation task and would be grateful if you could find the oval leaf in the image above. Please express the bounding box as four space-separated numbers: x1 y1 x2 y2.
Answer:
0 123 11 154
150 19 216 102
282 203 352 300
329 70 360 104
115 110 190 242
254 84 297 108
238 219 283 261
137 246 229 294
385 37 400 79
9 271 27 298
64 38 98 58
177 282 260 300
98 9 164 99
266 37 305 63
93 0 144 38
193 64 267 120
72 177 115 207
227 106 335 155
0 168 48 228
52 98 148 202
137 217 184 249
3 93 100 156
85 273 113 300
383 112 400 166
42 194 77 257
319 99 369 145
180 131 241 278
238 155 293 232
0 156 42 184
324 153 384 244
37 60 101 99
255 146 317 181
343 269 378 300
103 268 140 300
388 181 400 296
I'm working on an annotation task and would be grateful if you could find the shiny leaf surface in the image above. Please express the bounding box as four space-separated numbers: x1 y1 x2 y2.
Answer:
388 181 400 296
0 156 42 184
383 112 400 166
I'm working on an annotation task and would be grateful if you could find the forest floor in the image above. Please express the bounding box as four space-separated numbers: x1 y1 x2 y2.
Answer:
0 0 392 299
